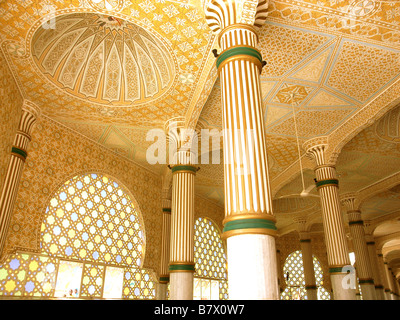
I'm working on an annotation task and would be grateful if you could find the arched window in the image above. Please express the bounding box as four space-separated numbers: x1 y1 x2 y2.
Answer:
193 217 228 300
281 250 330 300
0 173 155 299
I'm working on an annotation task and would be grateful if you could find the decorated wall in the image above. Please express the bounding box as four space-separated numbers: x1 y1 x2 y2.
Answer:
3 115 164 274
0 49 23 191
2 114 225 277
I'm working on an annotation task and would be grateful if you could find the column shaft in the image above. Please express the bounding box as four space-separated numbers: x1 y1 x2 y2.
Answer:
384 262 395 300
377 252 391 300
300 236 318 300
218 25 278 300
304 142 355 300
157 200 171 300
365 238 385 300
346 211 376 300
0 104 38 259
169 162 196 300
204 0 277 300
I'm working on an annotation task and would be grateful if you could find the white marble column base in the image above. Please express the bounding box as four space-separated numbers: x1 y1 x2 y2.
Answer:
169 272 193 300
360 283 377 300
156 283 168 300
227 233 279 300
331 273 356 300
375 288 385 300
306 288 318 300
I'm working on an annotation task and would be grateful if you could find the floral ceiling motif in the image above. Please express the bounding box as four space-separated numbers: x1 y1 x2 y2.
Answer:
31 13 175 106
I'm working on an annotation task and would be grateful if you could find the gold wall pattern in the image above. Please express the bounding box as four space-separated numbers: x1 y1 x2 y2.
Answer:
0 50 23 192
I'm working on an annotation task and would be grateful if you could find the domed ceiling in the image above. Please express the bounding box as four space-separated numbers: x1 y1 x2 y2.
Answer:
31 13 175 106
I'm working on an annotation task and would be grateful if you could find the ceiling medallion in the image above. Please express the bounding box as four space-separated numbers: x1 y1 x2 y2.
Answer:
349 1 378 17
30 12 176 107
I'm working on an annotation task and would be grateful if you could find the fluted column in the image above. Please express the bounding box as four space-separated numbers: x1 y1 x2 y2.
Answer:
363 221 385 300
0 101 40 260
168 146 197 300
341 197 376 299
295 218 318 300
303 138 355 300
383 258 395 300
157 195 171 300
394 275 400 300
376 249 391 300
204 0 278 299
391 271 400 300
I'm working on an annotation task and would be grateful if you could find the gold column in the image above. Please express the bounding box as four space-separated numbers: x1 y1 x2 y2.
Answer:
295 218 318 300
363 220 385 300
204 0 279 299
377 249 391 300
303 138 355 300
341 196 376 299
0 101 40 260
166 118 197 300
157 194 171 300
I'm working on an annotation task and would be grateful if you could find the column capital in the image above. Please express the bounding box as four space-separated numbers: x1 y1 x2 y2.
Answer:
340 193 361 215
293 216 308 232
165 117 202 167
204 0 270 34
303 136 329 167
17 100 40 139
363 220 375 236
22 99 41 119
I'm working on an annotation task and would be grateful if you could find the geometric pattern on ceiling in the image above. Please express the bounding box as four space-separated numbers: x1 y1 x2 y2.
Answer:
267 1 400 46
336 110 400 195
31 13 175 106
326 39 400 103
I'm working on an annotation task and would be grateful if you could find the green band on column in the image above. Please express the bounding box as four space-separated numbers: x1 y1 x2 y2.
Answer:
162 208 171 213
223 218 277 233
349 220 364 226
315 179 339 188
216 46 262 69
159 276 170 282
329 267 349 274
171 165 197 174
366 241 375 245
305 285 318 290
169 264 195 272
359 279 374 285
11 146 27 160
300 239 311 243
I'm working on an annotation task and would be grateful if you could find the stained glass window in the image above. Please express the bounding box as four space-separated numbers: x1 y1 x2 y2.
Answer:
41 173 145 267
281 250 330 300
193 217 228 300
0 173 156 299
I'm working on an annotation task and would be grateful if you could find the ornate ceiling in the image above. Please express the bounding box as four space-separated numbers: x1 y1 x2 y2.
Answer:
1 0 400 275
